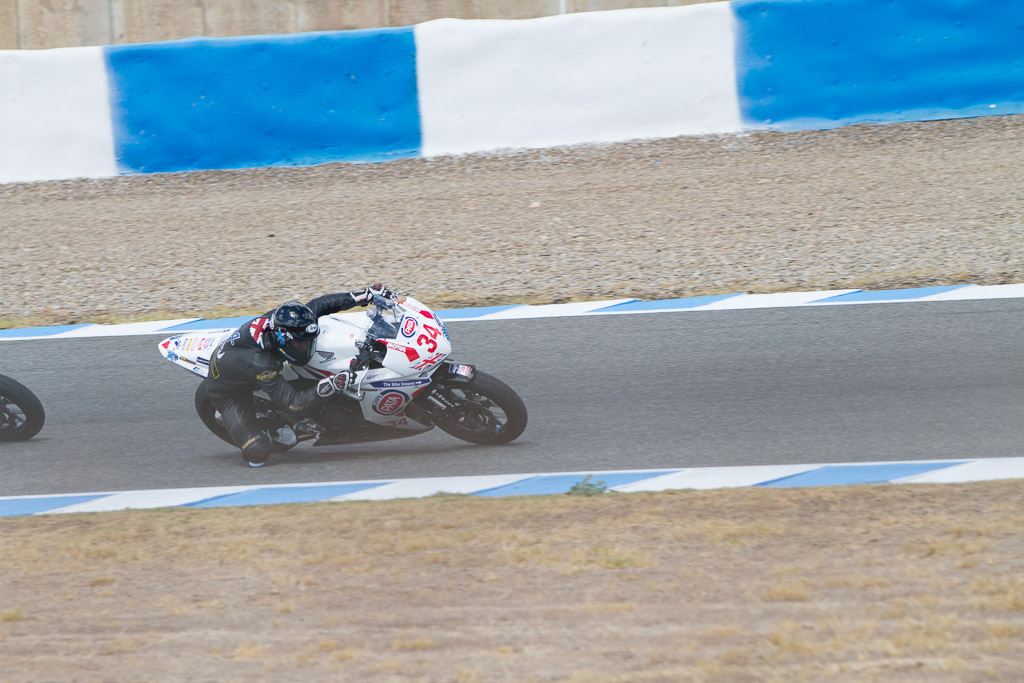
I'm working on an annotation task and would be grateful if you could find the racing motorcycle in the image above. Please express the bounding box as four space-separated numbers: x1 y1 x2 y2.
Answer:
0 374 45 441
158 291 527 452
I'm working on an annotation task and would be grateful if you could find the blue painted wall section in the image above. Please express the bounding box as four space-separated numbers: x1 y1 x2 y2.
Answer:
105 28 421 174
734 0 1024 129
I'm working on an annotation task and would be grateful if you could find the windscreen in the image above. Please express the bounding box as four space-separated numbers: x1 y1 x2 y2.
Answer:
368 314 399 340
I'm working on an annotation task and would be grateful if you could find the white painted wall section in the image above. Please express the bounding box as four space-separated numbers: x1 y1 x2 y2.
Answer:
0 46 117 184
415 4 742 157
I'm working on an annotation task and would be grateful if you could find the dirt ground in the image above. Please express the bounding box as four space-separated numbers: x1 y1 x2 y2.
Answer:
2 114 1023 326
2 481 1023 682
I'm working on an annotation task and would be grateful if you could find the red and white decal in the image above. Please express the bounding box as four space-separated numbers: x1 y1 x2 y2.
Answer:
402 301 435 320
373 390 409 416
401 317 418 337
410 352 447 371
382 339 420 362
250 317 270 346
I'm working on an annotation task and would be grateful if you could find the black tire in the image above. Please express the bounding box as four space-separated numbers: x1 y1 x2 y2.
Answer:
0 374 45 441
194 384 236 447
194 385 296 452
432 371 527 445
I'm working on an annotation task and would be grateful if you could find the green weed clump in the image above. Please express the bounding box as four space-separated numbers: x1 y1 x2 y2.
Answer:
568 475 608 496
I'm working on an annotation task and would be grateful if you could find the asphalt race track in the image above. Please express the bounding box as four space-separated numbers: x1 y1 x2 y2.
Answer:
1 299 1022 497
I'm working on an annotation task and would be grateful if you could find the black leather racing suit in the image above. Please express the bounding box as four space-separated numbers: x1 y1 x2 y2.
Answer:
201 293 362 465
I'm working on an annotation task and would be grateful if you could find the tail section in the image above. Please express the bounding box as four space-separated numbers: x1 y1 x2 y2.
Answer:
158 330 232 378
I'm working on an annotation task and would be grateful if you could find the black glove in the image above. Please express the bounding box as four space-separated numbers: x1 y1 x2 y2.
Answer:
350 283 393 306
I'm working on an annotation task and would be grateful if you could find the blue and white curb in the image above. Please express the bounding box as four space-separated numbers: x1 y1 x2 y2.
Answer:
2 458 1022 517
3 0 1023 183
2 283 1022 342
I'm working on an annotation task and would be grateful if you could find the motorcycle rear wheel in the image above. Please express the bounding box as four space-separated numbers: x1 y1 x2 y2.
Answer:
0 374 45 441
431 371 527 445
194 385 297 452
194 385 236 447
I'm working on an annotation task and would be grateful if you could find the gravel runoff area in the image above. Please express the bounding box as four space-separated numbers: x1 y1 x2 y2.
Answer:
1 114 1022 327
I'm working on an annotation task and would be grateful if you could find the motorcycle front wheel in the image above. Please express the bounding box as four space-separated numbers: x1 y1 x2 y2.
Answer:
0 374 45 441
431 371 527 445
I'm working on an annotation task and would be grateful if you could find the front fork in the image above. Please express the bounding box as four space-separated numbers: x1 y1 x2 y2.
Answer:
411 360 476 424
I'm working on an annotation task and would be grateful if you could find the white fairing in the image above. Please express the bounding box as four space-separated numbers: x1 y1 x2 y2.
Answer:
296 296 452 428
157 296 452 430
157 328 234 378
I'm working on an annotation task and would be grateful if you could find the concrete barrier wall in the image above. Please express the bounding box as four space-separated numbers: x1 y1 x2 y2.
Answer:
734 0 1024 129
105 29 421 173
0 0 715 50
2 0 1022 184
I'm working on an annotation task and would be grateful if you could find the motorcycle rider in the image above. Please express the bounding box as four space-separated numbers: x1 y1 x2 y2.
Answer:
202 284 392 467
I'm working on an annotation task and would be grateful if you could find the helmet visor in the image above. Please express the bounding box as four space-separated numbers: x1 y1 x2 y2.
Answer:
283 336 316 365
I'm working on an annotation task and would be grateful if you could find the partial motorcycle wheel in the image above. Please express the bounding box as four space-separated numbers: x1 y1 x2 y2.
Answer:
194 385 236 447
432 371 527 445
194 385 297 452
0 374 45 441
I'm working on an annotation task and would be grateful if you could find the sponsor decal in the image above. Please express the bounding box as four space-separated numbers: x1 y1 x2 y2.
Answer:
449 363 474 378
401 317 418 337
316 350 336 362
368 379 431 389
382 340 420 362
306 323 319 334
373 390 410 416
256 370 278 382
160 340 171 350
201 338 213 350
440 321 450 341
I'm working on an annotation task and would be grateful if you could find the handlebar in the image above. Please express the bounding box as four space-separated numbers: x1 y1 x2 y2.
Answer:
371 292 400 309
350 341 377 372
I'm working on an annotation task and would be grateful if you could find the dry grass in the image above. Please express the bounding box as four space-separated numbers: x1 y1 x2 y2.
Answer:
758 580 811 602
391 636 435 651
1 481 1024 681
1 607 24 622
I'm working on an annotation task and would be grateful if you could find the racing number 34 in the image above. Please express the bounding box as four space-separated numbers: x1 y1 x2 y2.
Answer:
417 324 442 353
